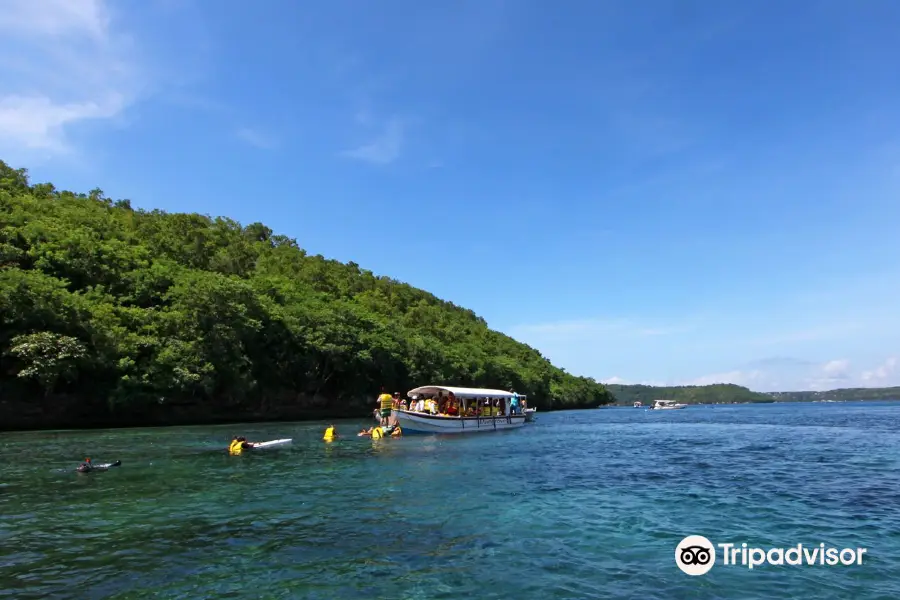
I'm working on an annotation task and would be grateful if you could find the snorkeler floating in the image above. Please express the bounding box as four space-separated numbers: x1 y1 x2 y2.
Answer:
75 458 122 473
358 425 402 438
228 436 259 455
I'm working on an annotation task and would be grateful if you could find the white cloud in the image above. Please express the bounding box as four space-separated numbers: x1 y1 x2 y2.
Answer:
861 357 898 384
681 356 899 392
0 0 141 159
235 127 277 150
803 359 854 391
341 117 404 165
0 0 109 39
821 359 850 375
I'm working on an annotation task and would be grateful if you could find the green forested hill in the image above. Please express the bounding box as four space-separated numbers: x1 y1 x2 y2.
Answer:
607 383 900 405
766 387 900 402
0 160 613 430
605 383 774 405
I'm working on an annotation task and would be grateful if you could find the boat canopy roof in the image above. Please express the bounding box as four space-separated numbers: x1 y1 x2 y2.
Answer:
407 385 517 399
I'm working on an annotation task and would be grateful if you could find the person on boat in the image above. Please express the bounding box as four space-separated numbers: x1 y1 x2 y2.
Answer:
377 389 393 425
229 436 255 455
510 389 520 415
323 425 338 442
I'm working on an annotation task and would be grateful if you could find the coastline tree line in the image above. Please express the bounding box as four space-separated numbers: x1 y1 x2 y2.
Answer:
604 383 775 405
605 383 900 405
0 160 614 429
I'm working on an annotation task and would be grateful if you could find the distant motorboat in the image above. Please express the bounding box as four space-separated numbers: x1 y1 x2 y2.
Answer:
634 401 643 408
650 400 687 410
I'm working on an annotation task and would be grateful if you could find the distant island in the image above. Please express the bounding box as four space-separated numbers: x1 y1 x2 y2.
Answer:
0 159 614 431
765 387 900 402
606 383 773 405
606 383 900 405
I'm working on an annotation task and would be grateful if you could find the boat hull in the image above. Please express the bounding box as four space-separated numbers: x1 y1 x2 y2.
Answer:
393 410 526 433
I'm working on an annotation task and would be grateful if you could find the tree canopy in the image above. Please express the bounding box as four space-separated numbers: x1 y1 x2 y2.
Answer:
0 159 614 429
607 383 900 405
767 387 900 402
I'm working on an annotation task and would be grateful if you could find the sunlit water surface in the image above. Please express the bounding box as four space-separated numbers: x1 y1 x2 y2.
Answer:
2 401 900 599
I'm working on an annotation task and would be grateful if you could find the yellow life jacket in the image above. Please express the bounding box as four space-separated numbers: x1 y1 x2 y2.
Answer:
229 440 243 455
379 394 393 410
371 426 384 439
323 426 335 441
390 426 402 437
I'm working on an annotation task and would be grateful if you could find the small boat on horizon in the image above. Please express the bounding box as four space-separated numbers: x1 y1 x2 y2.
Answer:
649 399 687 410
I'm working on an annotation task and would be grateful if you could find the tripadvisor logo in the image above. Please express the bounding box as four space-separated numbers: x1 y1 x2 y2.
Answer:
676 535 716 575
675 536 868 575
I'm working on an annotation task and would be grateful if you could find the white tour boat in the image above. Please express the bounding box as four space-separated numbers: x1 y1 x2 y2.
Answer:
392 385 528 434
650 399 687 410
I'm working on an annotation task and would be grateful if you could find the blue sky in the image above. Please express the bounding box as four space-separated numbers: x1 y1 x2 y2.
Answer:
2 0 899 392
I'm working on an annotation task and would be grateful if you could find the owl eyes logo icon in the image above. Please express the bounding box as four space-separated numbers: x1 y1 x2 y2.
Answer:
675 535 716 575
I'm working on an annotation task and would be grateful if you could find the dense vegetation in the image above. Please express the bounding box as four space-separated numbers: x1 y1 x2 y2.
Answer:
0 160 614 430
606 383 774 405
767 387 900 402
608 383 900 405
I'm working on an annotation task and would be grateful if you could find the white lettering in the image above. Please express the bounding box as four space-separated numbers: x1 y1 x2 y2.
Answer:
839 549 856 565
679 537 867 574
718 543 734 565
748 548 766 569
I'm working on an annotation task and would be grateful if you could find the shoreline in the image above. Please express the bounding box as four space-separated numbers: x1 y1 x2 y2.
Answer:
613 397 900 407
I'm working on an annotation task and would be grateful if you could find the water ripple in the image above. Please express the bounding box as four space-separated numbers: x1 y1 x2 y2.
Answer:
1 402 900 598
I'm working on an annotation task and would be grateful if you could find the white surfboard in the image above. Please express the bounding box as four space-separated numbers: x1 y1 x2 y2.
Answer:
252 438 292 449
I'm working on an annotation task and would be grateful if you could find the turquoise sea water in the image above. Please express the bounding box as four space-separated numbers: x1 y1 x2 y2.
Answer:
2 401 899 599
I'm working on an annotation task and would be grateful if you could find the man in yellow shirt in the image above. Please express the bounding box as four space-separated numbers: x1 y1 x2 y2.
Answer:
377 390 393 426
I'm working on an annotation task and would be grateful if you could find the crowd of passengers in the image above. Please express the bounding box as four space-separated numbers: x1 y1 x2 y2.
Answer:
377 390 527 418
